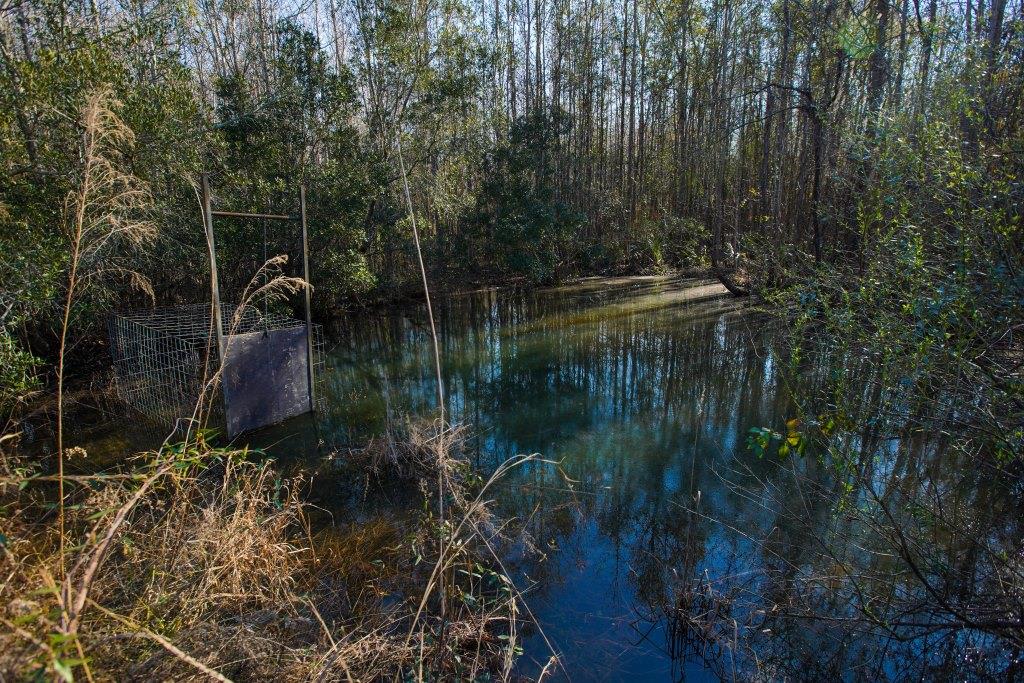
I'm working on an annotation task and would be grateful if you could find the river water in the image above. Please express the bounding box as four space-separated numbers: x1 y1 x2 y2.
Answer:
300 275 793 679
59 276 800 678
49 275 1016 680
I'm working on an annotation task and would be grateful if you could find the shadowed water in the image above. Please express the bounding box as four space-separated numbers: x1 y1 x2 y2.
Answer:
301 276 794 679
50 276 1016 680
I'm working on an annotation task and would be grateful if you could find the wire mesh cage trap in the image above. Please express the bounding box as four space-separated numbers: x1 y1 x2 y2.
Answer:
110 303 325 437
109 178 325 438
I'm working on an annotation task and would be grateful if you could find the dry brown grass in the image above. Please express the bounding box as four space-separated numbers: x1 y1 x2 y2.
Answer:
0 420 552 681
54 86 157 607
93 458 306 625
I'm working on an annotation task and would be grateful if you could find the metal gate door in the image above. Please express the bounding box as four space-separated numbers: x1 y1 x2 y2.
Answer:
221 327 312 438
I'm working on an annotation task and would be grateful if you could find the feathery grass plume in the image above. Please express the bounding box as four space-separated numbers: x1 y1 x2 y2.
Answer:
54 86 155 641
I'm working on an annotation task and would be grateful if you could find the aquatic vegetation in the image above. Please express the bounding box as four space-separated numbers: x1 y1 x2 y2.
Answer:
0 422 548 681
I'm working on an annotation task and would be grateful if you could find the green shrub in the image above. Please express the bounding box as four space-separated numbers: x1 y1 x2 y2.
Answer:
0 331 39 409
464 109 586 284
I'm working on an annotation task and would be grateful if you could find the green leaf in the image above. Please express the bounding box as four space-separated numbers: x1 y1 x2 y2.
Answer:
52 659 74 682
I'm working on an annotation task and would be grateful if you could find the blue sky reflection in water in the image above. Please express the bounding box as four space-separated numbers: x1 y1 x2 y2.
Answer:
53 281 1018 680
307 276 792 680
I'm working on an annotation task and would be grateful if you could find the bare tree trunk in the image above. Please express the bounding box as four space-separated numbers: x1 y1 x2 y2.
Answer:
914 0 938 129
866 0 891 133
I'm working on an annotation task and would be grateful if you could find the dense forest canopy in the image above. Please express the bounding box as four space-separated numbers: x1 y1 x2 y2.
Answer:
2 0 1020 400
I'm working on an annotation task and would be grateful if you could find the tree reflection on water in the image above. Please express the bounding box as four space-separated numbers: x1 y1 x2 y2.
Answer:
291 276 1021 680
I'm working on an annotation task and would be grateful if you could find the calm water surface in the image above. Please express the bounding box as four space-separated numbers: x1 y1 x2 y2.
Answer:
303 276 792 680
67 276 800 680
52 275 1017 680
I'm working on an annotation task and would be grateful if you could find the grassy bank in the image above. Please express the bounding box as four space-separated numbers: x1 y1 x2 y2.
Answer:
1 420 551 681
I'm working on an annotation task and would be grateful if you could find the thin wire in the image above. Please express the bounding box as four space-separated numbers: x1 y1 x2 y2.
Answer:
395 133 445 426
395 127 448 628
262 214 269 331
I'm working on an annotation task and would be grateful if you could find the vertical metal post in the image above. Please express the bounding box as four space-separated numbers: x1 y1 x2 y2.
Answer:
299 185 316 413
202 174 225 358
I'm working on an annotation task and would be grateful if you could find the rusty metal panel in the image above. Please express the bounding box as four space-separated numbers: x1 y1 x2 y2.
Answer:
222 327 311 438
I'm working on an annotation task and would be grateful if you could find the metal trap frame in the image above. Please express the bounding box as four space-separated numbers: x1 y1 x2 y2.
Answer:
109 303 326 433
109 177 323 438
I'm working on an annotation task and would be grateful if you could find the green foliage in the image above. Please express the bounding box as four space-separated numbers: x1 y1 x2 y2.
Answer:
1 0 1018 424
208 21 376 307
0 331 39 409
635 216 710 272
0 8 205 390
465 109 585 284
746 418 805 459
781 111 1023 471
